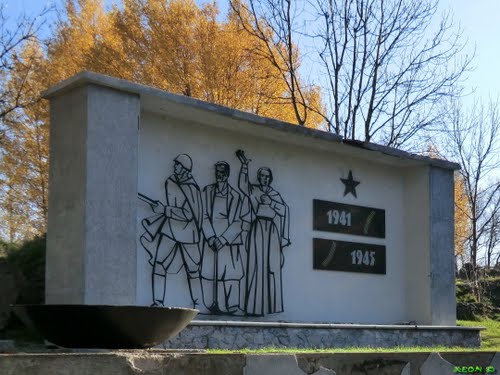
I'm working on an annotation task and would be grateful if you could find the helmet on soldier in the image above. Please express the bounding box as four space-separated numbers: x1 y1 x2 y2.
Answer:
174 154 193 171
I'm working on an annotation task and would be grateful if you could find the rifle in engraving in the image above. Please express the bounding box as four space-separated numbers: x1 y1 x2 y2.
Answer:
138 192 160 207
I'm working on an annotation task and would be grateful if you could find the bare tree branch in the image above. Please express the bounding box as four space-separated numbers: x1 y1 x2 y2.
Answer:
310 0 473 148
230 0 316 126
0 3 52 133
444 98 500 275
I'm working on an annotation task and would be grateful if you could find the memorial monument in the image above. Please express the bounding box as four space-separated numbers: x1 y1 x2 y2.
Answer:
41 71 481 349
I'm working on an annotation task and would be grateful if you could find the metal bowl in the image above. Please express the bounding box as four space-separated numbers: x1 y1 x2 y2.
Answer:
12 304 198 349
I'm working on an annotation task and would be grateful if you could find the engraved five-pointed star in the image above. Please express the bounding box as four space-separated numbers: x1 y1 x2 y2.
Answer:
341 170 360 198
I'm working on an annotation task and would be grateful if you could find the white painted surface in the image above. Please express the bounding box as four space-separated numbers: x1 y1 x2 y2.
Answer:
136 111 407 324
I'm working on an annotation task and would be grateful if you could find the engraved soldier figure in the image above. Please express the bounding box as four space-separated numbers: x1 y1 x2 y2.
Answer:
139 154 203 308
201 161 245 314
236 150 290 316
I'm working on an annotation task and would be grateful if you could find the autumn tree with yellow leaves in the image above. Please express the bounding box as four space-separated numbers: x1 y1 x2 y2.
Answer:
0 0 324 240
454 174 471 265
0 41 49 242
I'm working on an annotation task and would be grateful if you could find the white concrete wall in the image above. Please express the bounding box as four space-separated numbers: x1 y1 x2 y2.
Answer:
46 86 88 304
44 72 457 326
136 111 408 324
46 84 139 305
429 167 456 325
403 167 431 324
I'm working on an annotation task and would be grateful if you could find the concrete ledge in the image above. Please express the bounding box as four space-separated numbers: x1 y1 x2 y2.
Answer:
190 320 484 330
0 351 497 375
42 71 342 145
163 322 483 349
42 71 460 170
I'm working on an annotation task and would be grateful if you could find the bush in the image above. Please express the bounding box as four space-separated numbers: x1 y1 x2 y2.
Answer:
4 234 46 305
456 283 478 303
0 235 46 341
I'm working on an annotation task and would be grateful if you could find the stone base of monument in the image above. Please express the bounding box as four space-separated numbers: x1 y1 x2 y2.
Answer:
0 351 498 375
161 320 483 349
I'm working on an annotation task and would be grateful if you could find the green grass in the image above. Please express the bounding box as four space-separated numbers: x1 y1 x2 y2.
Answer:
458 319 500 351
456 276 500 284
208 346 492 354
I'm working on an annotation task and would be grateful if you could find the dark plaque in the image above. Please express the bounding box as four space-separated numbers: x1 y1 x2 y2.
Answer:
313 238 386 274
313 199 385 238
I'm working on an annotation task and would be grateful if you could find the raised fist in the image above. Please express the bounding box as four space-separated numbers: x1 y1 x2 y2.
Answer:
236 149 251 165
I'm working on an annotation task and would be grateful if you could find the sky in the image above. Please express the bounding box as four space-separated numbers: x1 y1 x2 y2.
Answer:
2 0 500 102
437 0 500 101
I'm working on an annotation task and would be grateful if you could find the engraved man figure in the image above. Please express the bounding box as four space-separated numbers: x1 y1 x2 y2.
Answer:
139 154 203 308
236 150 290 316
201 161 245 314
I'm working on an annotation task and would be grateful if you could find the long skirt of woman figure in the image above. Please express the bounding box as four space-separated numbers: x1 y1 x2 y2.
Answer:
244 217 284 316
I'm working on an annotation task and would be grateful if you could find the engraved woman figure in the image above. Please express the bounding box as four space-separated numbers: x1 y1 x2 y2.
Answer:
236 150 290 316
